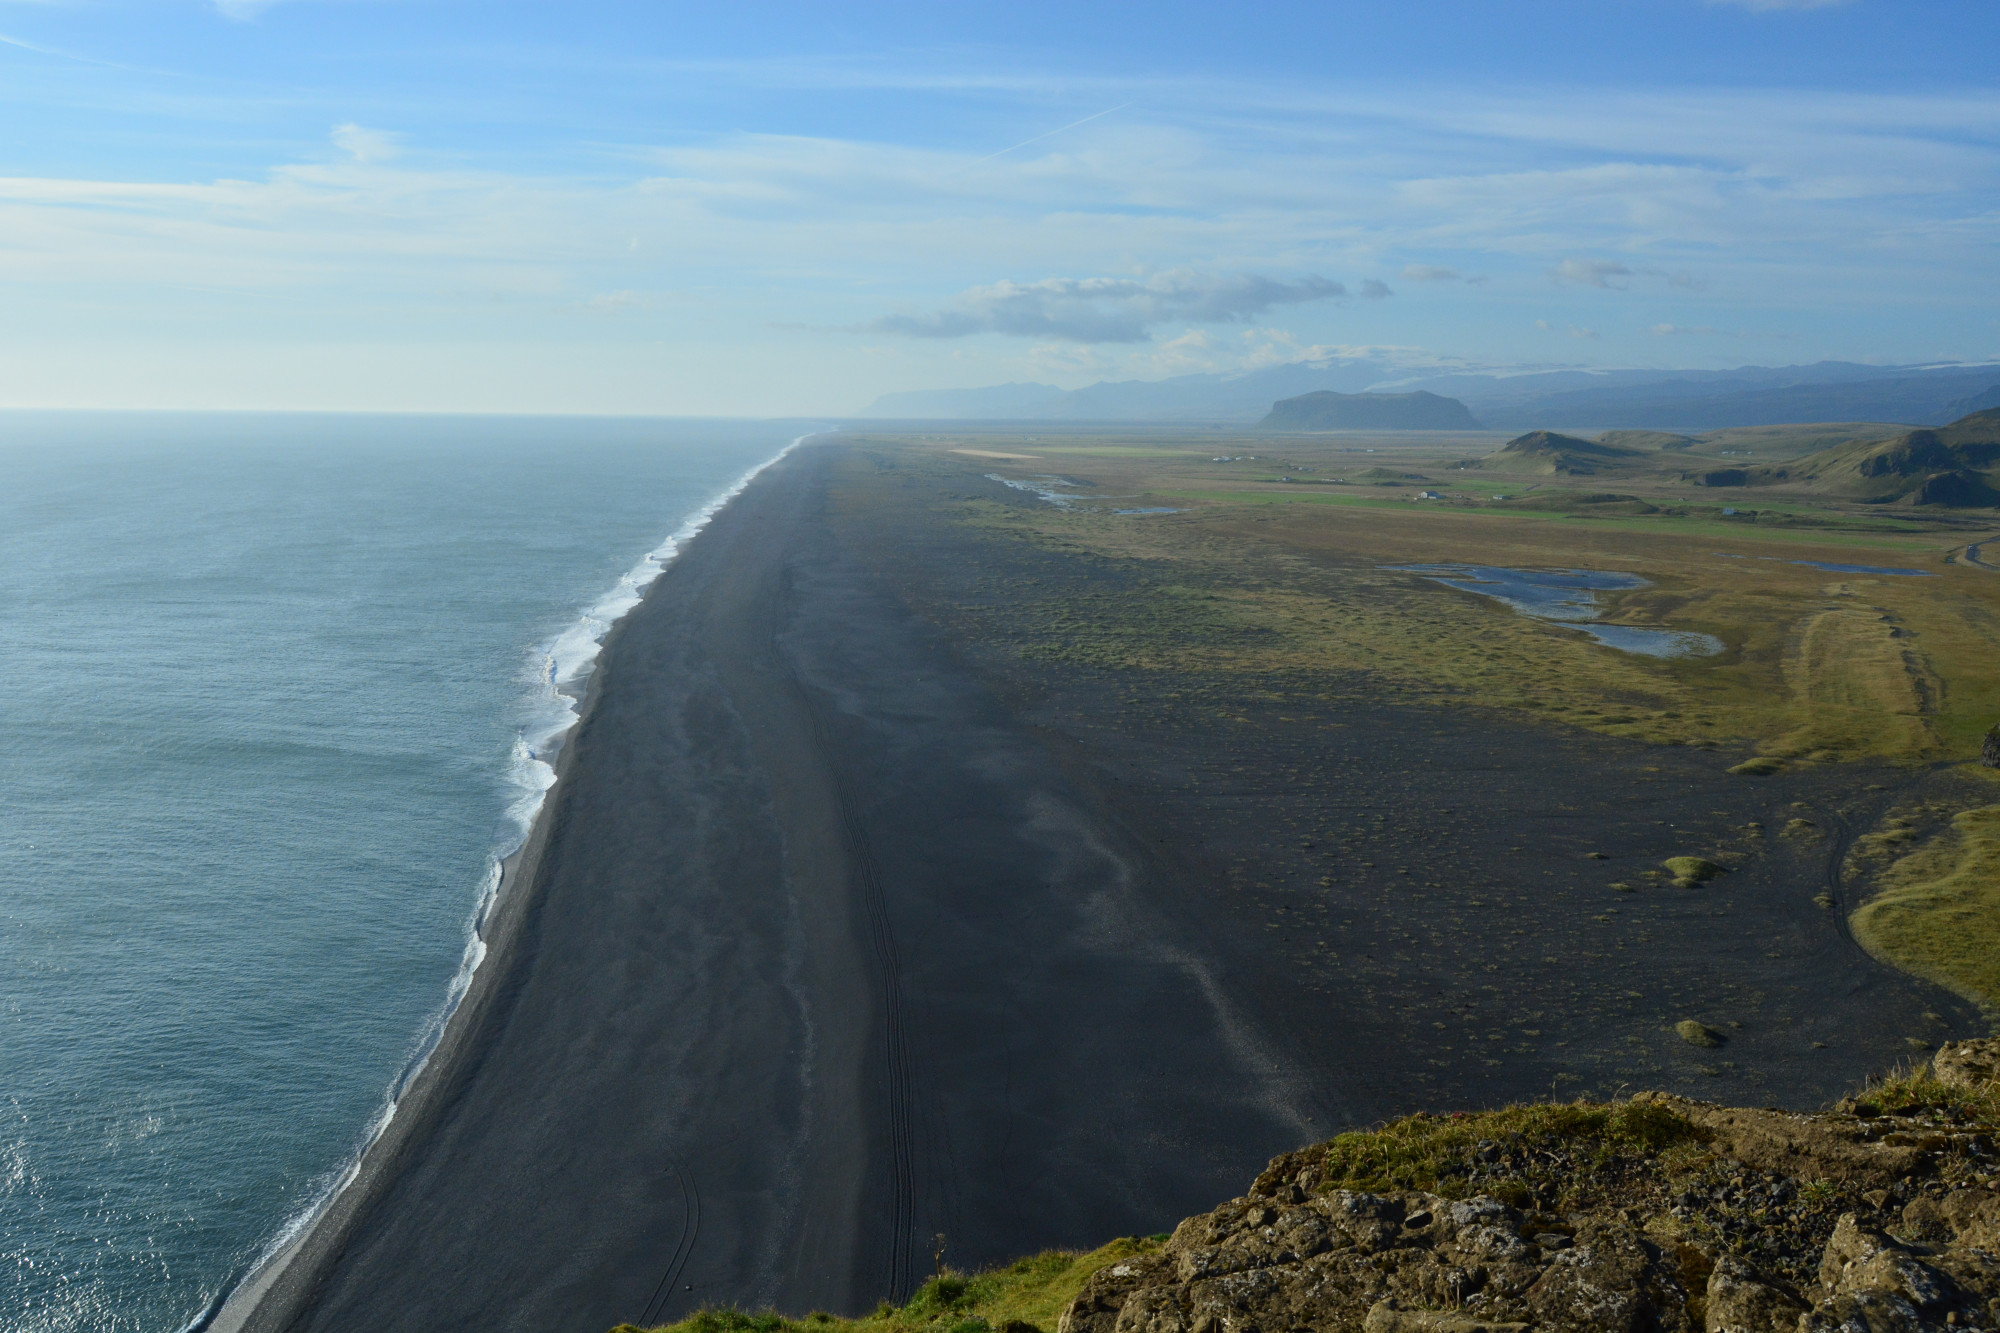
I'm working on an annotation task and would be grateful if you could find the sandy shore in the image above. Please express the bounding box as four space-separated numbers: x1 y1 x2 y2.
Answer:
219 440 1328 1333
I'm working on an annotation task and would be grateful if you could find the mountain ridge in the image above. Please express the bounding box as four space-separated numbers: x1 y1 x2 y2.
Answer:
859 360 2000 430
1257 389 1481 431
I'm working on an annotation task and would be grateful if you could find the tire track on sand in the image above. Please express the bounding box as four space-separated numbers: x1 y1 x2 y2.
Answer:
638 1163 700 1327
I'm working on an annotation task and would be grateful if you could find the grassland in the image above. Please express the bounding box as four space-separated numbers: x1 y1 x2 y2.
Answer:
857 428 2000 765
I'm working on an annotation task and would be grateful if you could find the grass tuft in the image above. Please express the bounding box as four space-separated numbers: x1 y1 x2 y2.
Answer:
1844 1060 2000 1121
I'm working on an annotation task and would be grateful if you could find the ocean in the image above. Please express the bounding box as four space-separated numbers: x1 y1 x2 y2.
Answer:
0 414 807 1333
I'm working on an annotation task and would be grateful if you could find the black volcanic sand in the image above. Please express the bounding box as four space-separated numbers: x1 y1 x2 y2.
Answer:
231 438 1979 1333
229 441 1320 1333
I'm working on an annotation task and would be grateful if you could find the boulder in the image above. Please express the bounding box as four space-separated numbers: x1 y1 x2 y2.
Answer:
1933 1037 2000 1088
1703 1256 1805 1333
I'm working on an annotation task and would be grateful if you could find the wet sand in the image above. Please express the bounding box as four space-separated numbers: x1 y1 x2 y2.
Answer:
227 440 1324 1333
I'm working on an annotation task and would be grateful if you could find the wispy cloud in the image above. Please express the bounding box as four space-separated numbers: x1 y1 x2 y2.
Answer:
1550 258 1634 289
1401 265 1461 282
863 271 1350 343
330 124 400 164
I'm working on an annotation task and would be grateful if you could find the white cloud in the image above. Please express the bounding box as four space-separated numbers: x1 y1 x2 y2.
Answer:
1550 258 1634 289
330 123 399 164
1359 279 1393 300
864 271 1350 343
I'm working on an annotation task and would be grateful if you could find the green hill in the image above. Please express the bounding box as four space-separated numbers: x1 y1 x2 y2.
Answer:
1687 408 2000 506
1596 429 1701 451
1473 429 1647 475
1257 389 1481 431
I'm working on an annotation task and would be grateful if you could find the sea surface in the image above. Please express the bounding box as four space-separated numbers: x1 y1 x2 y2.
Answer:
0 414 807 1333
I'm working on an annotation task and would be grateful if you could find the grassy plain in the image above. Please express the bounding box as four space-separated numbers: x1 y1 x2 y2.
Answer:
873 427 2000 765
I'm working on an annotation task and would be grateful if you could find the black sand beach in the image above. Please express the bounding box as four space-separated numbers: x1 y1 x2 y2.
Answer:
224 440 1322 1333
223 437 1979 1333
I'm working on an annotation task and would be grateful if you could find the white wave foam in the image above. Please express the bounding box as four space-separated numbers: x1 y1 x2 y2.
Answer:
197 429 822 1333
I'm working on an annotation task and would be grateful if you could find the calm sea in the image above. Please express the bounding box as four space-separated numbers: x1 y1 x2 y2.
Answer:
0 414 807 1332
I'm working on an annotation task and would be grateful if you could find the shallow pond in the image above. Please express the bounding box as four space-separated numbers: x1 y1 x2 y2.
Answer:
1388 564 1724 659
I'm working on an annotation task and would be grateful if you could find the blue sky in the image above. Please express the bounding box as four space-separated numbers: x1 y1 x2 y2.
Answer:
1 0 1996 413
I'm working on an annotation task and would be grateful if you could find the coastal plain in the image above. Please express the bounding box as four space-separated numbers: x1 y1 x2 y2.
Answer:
227 430 1999 1333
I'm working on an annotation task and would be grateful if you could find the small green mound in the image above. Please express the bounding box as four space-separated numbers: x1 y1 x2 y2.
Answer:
1663 856 1726 887
1728 757 1785 776
1676 1019 1725 1048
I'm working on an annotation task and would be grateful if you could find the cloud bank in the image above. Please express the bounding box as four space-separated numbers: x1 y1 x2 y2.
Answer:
865 271 1353 342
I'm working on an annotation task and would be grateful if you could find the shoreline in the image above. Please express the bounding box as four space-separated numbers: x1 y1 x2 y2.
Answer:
203 432 823 1333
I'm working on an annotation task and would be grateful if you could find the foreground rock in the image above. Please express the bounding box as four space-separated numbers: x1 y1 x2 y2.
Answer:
1059 1043 2000 1333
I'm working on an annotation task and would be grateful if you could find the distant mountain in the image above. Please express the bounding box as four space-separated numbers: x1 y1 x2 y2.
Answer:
1946 383 2000 418
859 359 2000 430
1686 408 2000 507
859 359 1395 420
1257 390 1480 431
1474 430 1645 476
1436 365 2000 432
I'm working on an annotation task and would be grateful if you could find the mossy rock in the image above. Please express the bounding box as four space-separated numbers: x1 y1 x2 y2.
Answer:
1677 1020 1725 1048
1663 856 1726 887
1983 723 2000 769
1728 756 1785 776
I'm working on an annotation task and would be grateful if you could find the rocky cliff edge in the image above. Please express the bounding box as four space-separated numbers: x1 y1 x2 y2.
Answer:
1057 1041 2000 1333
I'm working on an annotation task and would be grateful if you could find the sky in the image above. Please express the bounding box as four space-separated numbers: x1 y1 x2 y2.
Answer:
0 0 1996 415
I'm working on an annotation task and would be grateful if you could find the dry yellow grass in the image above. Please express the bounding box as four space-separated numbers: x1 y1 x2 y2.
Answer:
1766 608 1939 762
